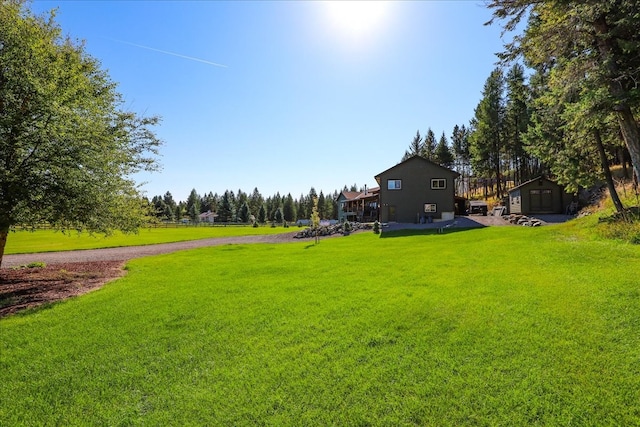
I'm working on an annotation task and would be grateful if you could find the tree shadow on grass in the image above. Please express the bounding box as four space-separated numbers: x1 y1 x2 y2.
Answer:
378 226 482 239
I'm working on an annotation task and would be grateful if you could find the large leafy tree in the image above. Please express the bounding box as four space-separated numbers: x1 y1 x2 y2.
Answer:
0 2 161 266
487 0 640 184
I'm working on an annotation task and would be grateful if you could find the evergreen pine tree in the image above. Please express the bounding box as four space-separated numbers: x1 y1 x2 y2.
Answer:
317 191 326 219
435 132 455 168
421 128 437 160
248 188 263 217
258 204 267 224
403 130 423 161
470 68 505 198
186 189 201 222
283 193 296 222
274 207 284 224
218 191 234 222
238 202 250 223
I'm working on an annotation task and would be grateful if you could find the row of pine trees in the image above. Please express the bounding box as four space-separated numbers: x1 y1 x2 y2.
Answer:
150 186 361 223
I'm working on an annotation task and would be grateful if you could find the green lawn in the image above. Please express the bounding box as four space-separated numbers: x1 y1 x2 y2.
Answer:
1 224 639 425
4 225 293 254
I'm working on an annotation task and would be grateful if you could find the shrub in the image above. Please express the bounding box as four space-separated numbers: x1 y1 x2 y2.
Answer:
26 262 46 268
343 222 352 235
596 207 640 243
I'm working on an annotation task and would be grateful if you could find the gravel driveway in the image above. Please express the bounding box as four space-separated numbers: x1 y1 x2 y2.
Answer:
1 231 301 268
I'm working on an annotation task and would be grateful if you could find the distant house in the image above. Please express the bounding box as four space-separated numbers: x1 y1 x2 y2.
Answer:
375 156 459 223
337 187 380 223
199 210 218 223
508 176 573 215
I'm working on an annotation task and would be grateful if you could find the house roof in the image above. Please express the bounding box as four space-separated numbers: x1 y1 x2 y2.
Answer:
199 211 218 218
339 187 380 202
374 155 460 181
339 191 361 201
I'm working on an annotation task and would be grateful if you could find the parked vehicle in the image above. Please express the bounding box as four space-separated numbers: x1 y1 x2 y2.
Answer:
468 200 488 216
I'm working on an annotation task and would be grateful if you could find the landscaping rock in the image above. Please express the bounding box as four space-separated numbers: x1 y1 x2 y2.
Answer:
293 222 372 239
505 214 544 227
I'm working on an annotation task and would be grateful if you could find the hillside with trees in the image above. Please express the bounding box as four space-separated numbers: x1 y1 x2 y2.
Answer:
397 1 640 214
483 0 639 212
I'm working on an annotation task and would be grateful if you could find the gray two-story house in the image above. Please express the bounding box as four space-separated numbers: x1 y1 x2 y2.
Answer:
375 156 459 223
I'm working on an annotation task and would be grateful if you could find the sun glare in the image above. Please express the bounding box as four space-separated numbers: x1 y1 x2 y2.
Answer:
322 1 391 44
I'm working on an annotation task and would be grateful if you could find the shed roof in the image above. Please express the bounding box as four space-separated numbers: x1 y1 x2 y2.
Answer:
508 176 561 193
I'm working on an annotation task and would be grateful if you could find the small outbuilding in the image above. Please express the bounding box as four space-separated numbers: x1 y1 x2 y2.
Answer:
508 176 573 215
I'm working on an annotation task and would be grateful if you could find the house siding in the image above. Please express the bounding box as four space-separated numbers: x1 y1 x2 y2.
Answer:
376 156 458 223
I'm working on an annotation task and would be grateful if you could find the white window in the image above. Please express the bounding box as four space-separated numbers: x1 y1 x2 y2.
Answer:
387 179 402 190
431 179 446 190
424 203 437 213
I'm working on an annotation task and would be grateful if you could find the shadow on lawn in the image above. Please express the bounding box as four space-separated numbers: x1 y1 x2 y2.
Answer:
378 226 480 239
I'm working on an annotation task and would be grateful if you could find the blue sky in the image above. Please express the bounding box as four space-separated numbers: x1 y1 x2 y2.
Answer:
32 1 508 202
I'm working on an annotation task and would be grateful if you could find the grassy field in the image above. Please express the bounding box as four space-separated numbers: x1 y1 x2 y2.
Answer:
3 225 293 254
1 223 640 425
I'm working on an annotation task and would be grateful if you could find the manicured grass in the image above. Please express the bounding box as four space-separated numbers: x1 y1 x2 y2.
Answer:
4 225 293 254
2 225 640 425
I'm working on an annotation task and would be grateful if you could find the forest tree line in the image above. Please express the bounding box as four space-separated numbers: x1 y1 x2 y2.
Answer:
149 186 363 224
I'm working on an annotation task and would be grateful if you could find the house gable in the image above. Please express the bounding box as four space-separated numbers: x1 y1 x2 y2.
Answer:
375 156 459 223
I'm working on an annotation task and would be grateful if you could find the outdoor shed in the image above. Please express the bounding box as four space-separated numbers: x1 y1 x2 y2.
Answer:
508 176 573 215
375 156 459 223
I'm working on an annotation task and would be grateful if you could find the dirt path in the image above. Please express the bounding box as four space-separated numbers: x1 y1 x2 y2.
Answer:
1 231 301 268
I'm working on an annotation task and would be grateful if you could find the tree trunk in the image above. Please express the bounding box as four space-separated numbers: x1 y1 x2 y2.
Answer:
613 107 640 184
593 15 640 185
619 146 629 179
594 129 625 214
0 226 9 269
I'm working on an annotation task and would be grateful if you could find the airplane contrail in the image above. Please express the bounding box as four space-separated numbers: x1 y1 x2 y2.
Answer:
107 38 228 68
